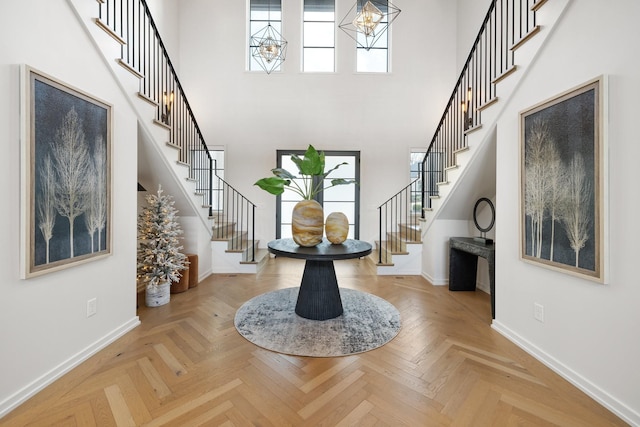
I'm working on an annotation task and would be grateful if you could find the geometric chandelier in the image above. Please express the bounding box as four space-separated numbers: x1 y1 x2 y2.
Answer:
250 23 288 74
339 0 401 51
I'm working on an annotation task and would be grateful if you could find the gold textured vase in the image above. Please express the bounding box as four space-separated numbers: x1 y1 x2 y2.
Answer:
325 212 349 244
292 200 324 247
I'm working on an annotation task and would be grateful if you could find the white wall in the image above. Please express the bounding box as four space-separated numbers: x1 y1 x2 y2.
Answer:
492 0 640 424
145 0 181 71
180 216 214 281
456 0 493 70
176 0 458 245
422 219 469 285
0 0 139 416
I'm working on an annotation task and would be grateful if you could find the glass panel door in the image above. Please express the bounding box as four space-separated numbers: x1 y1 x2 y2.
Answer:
276 150 360 240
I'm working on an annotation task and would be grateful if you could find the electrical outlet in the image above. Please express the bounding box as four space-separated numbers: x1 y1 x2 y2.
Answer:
534 302 544 323
87 298 97 317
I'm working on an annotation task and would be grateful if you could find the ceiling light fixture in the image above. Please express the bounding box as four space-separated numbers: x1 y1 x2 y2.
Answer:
250 0 287 74
339 0 401 51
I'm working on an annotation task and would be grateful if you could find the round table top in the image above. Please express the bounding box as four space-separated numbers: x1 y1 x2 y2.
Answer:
267 238 372 261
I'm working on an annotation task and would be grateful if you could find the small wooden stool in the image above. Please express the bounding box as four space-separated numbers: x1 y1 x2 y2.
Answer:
187 254 199 288
171 267 189 294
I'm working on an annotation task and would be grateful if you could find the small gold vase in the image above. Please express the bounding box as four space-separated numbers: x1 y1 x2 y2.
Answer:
325 212 349 244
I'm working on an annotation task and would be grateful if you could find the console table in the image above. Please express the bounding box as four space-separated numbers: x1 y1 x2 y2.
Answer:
268 238 372 320
449 237 495 319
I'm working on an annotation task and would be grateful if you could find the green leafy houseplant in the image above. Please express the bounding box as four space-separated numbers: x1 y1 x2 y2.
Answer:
254 145 356 199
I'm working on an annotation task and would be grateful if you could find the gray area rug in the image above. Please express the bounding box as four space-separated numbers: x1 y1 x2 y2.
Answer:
234 287 401 357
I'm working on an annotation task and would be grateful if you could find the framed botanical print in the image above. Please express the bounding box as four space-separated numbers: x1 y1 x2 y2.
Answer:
520 76 607 283
21 66 112 278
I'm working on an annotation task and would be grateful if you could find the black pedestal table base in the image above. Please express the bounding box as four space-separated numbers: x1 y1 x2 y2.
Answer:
296 260 342 320
267 239 373 321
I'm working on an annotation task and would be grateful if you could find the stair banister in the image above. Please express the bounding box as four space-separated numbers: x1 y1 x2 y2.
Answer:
97 0 257 263
421 0 539 193
420 0 539 211
377 0 541 266
377 177 422 264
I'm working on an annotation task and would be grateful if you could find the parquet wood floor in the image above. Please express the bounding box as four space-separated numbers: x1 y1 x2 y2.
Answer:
2 257 627 426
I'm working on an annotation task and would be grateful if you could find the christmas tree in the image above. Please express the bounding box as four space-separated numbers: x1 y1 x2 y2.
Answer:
137 185 188 290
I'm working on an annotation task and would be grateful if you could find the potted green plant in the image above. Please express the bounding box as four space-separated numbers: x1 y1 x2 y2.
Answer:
255 145 355 246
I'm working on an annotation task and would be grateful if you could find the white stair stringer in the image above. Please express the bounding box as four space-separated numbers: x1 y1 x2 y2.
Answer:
374 218 424 275
209 211 269 274
211 241 269 274
422 130 491 235
375 241 423 275
420 0 572 286
67 0 214 235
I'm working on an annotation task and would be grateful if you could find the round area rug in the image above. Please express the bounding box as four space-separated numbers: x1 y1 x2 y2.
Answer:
234 287 401 357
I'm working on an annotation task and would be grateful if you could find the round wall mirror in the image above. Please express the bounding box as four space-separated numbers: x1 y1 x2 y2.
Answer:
473 197 495 234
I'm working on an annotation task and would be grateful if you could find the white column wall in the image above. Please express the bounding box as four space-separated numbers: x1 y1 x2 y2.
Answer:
492 0 640 424
0 0 139 416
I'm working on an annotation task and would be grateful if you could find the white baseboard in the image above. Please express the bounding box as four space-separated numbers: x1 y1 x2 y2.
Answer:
476 279 490 294
0 316 140 418
492 320 639 426
422 273 490 294
422 271 448 286
199 269 213 282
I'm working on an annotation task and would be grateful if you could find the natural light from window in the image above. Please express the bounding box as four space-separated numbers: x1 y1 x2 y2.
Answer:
356 4 389 73
410 149 425 182
303 0 335 72
249 0 283 72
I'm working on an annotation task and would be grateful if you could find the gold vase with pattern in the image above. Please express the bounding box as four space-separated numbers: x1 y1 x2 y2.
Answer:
292 200 324 247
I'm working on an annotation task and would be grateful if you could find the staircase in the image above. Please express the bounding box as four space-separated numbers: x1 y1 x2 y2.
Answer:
374 181 423 275
374 229 423 275
70 0 265 273
74 0 569 278
209 184 269 274
377 0 570 279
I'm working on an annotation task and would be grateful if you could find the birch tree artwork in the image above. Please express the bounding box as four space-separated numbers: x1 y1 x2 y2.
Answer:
84 136 108 253
521 79 603 281
27 70 111 276
50 107 91 258
37 154 56 264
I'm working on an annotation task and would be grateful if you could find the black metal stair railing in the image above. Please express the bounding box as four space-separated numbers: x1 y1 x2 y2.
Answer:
377 178 422 264
192 156 257 261
377 0 542 263
420 0 541 205
97 0 256 260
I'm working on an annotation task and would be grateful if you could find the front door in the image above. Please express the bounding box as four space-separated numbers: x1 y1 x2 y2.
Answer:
276 150 360 240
